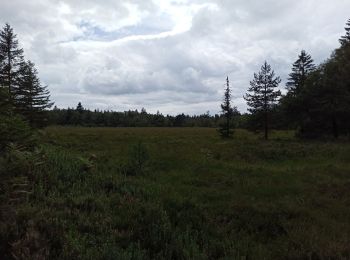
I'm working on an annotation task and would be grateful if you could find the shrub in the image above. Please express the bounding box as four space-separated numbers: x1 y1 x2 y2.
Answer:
126 141 149 175
0 114 35 152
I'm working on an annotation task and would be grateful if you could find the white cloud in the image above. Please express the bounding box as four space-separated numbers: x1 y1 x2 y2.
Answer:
0 0 349 114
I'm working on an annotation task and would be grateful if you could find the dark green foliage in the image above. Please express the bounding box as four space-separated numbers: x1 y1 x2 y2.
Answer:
298 51 350 138
0 23 53 128
14 60 53 127
76 102 84 113
339 18 350 46
286 50 315 96
290 22 350 138
47 108 242 128
218 77 235 138
0 118 38 259
0 114 34 152
0 85 11 115
244 61 281 139
0 143 44 178
0 25 44 254
127 141 149 175
280 51 316 129
0 23 24 102
278 19 350 138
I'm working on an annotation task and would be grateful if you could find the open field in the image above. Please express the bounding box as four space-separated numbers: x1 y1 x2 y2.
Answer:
6 127 350 259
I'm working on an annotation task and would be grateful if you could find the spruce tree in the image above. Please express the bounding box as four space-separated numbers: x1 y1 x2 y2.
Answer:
218 76 234 138
244 61 281 140
339 19 350 46
0 23 24 103
286 50 315 96
293 20 350 138
281 51 316 129
76 102 84 113
14 60 53 126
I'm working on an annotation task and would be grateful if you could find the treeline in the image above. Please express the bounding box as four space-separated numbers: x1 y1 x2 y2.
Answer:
47 104 244 128
1 20 350 139
278 21 350 138
49 19 350 139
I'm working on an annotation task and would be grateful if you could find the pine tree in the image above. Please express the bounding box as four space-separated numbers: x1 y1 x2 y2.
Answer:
286 50 316 96
218 76 234 138
339 19 350 46
76 102 84 113
14 60 53 127
0 23 24 103
244 61 281 140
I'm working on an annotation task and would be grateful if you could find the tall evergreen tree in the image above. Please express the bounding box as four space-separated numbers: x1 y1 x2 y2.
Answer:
0 23 24 103
218 77 234 138
244 61 281 140
339 19 350 46
286 50 316 96
14 60 53 126
280 51 316 129
295 20 350 138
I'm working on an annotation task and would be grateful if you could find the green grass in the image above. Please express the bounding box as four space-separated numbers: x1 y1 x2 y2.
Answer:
11 127 350 259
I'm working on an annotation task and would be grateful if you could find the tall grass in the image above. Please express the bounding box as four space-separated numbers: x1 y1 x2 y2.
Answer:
4 127 349 259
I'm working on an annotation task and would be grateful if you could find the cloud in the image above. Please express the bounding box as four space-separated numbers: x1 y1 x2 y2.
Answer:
0 0 349 114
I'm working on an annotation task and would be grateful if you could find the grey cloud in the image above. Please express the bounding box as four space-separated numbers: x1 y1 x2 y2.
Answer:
0 0 349 114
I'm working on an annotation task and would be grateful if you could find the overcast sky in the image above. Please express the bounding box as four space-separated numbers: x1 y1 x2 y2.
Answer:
1 0 349 114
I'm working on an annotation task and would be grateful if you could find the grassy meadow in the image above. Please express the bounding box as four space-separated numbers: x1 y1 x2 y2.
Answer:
5 127 350 259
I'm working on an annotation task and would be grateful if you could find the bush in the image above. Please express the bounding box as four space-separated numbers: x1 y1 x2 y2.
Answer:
0 114 35 151
0 144 45 178
126 141 149 175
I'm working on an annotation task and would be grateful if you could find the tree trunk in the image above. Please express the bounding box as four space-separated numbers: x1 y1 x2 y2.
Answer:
264 110 268 140
7 50 12 103
226 114 230 137
264 82 268 140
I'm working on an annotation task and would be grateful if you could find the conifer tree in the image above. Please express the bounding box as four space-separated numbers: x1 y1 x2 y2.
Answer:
287 20 350 139
218 76 234 138
286 50 316 96
244 61 281 140
339 19 350 46
281 51 316 129
0 47 10 115
76 102 84 113
14 60 53 126
0 23 24 103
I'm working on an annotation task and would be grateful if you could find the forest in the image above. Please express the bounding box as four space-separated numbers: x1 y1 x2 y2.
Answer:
0 18 350 259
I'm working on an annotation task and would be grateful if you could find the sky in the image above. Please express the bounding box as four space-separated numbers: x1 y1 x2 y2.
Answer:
1 0 349 115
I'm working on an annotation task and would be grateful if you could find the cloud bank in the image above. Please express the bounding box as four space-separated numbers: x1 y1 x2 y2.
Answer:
1 0 349 114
